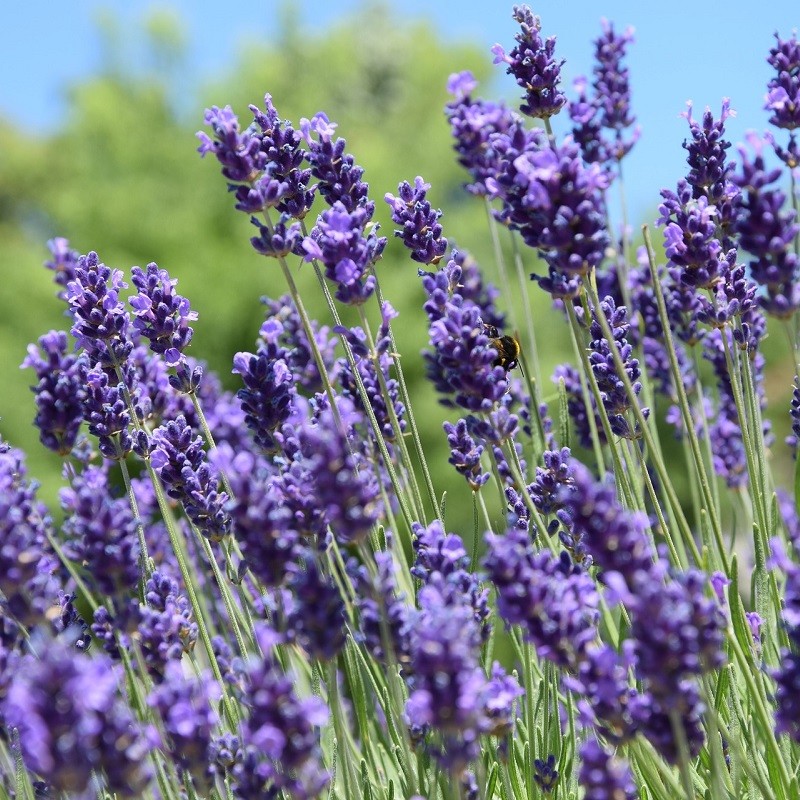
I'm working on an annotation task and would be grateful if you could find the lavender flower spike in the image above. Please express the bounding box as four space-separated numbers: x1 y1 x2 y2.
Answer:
130 262 198 367
21 330 87 456
385 177 448 265
492 5 566 120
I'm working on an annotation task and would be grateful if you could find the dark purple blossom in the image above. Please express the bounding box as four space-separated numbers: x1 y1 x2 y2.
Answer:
588 297 650 439
733 132 800 316
552 363 604 449
3 639 153 797
138 571 198 679
443 418 489 491
0 447 58 625
529 447 573 515
385 176 448 265
150 415 231 542
44 237 80 298
60 465 140 596
262 296 338 394
484 528 599 669
233 349 296 455
81 364 135 460
491 5 566 119
444 71 521 196
297 397 382 546
336 307 405 442
302 201 385 305
557 461 654 587
250 215 304 258
54 590 91 650
129 263 197 366
771 535 800 740
578 739 637 800
451 249 507 330
565 641 643 745
405 578 499 773
221 451 298 587
148 662 220 793
352 547 413 668
493 136 609 296
411 519 491 642
234 627 329 800
533 754 559 794
248 94 316 219
285 554 345 661
21 330 87 456
197 105 264 183
420 258 509 411
65 251 134 367
300 113 372 215
766 33 800 132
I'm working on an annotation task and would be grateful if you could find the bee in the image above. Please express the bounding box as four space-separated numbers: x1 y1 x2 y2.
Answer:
483 324 524 375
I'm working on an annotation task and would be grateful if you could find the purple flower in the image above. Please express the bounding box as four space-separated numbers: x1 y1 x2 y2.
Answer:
297 396 382 546
588 297 649 439
44 237 80 298
0 447 58 625
529 447 573 515
564 641 642 744
150 415 231 542
495 137 609 295
733 132 800 317
680 100 739 243
262 296 338 394
138 571 198 679
248 94 316 219
552 363 604 449
285 554 345 661
578 739 637 800
336 308 406 442
766 33 800 132
81 363 136 460
302 201 385 305
533 754 559 793
352 547 413 668
300 112 371 215
234 628 330 800
491 5 566 119
385 176 448 265
444 71 521 196
65 251 134 367
233 349 297 455
484 528 599 669
149 662 220 793
197 104 264 183
420 257 509 411
443 418 489 491
60 465 140 596
557 461 654 588
249 214 304 258
3 638 153 796
412 520 490 642
404 579 486 773
21 330 87 455
222 452 298 587
129 262 198 366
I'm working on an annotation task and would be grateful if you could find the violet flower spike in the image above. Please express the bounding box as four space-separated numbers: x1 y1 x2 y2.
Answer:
492 5 566 120
130 262 198 367
385 176 448 265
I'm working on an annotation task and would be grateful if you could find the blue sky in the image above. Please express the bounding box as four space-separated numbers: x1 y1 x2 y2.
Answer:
2 1 798 221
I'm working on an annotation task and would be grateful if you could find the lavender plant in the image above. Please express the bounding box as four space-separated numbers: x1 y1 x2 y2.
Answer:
5 5 800 800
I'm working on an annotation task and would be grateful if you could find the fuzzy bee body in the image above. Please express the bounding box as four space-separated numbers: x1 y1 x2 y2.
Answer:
483 324 523 375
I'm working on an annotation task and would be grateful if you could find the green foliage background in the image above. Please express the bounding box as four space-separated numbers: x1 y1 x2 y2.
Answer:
1 2 794 535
